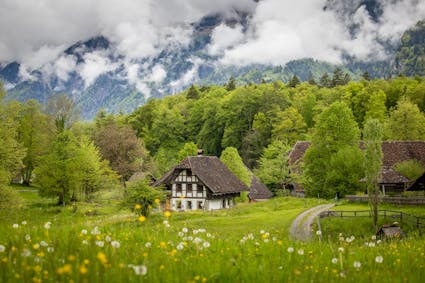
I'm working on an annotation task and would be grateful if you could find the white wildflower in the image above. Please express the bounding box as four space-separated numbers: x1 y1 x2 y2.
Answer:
287 247 294 253
145 242 152 248
338 247 344 253
111 241 120 248
40 241 48 247
182 227 188 233
95 241 105 247
198 228 206 233
371 235 377 240
47 247 54 253
248 233 254 240
21 249 31 257
193 229 199 234
105 235 112 242
81 229 88 235
316 230 322 236
260 230 265 234
177 243 184 250
255 242 260 247
0 245 5 252
332 258 338 264
21 221 27 225
203 241 210 248
297 249 304 255
91 226 101 235
193 237 202 244
377 240 382 245
263 238 269 243
368 242 376 247
375 255 384 263
178 232 184 237
25 234 31 241
206 233 212 238
82 240 88 245
12 224 19 229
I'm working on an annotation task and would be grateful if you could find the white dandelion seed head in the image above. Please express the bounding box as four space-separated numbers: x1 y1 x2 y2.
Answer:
287 247 294 253
39 241 48 247
47 247 54 253
177 243 184 250
206 233 212 238
105 235 112 242
44 222 51 230
145 242 152 248
129 264 147 276
203 241 210 248
21 249 31 257
375 255 384 263
163 220 168 225
81 229 88 235
353 261 361 269
297 249 304 255
25 234 31 241
111 241 120 248
368 242 376 247
198 228 206 233
332 258 338 264
260 230 265 234
193 237 202 244
12 224 19 229
377 240 382 245
82 240 88 245
95 241 104 247
91 226 101 235
248 234 254 240
272 237 277 241
240 239 245 244
371 235 377 240
21 221 27 225
338 247 344 253
182 227 188 233
263 238 269 243
316 230 322 236
193 229 199 234
0 245 5 252
255 242 260 246
178 232 184 237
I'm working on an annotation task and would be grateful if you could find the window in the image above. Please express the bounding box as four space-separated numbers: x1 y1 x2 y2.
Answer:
187 170 192 177
187 201 192 210
176 201 182 210
176 184 182 195
197 201 203 209
187 183 193 194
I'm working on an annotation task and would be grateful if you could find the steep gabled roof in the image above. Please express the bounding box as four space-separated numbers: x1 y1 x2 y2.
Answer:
288 141 425 187
249 176 273 200
153 156 249 195
407 172 425 191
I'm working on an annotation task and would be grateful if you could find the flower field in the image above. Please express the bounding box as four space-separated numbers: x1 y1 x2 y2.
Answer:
1 195 424 282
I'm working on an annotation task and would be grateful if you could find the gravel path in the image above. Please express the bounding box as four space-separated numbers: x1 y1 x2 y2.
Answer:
289 203 335 241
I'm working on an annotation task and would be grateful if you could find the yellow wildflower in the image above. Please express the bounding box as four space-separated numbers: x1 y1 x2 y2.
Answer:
83 259 90 265
159 265 165 270
97 252 108 266
68 255 76 262
138 216 146 222
135 204 142 210
154 198 160 204
79 265 88 275
160 241 166 248
32 244 40 250
164 211 171 218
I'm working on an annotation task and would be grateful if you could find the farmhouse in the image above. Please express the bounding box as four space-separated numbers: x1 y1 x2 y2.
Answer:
153 155 250 211
288 141 425 195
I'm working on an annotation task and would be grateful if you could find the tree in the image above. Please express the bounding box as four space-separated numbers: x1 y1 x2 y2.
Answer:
17 100 52 185
363 119 383 232
34 131 81 205
384 98 425 140
364 90 387 125
319 73 331 88
94 123 147 188
303 102 360 198
46 94 79 132
0 100 26 187
362 71 371 81
394 159 424 181
271 107 307 144
307 72 317 85
220 147 252 187
177 142 198 162
254 140 291 193
288 75 300 88
187 85 200 99
331 68 345 87
225 76 236 91
124 179 164 217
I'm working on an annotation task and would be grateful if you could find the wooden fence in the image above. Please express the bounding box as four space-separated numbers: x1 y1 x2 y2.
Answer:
345 195 425 205
319 210 425 230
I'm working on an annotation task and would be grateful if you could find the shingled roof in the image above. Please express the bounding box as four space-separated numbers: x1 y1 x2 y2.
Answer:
288 141 425 187
153 156 249 195
407 172 425 191
249 176 274 200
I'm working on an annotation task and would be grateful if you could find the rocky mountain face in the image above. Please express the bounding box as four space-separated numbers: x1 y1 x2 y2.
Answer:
0 1 423 119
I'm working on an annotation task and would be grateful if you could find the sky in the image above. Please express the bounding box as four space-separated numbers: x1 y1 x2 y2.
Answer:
1 0 424 89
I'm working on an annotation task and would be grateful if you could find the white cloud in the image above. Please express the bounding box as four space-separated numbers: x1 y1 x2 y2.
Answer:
78 51 117 87
53 55 78 81
146 65 167 83
208 24 244 55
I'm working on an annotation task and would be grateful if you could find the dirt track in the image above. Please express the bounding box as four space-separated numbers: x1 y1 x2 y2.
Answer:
289 203 335 241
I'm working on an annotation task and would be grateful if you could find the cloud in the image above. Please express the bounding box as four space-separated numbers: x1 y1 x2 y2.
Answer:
78 51 118 87
208 24 245 55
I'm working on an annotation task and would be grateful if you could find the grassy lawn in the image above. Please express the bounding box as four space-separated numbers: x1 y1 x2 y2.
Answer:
1 186 425 282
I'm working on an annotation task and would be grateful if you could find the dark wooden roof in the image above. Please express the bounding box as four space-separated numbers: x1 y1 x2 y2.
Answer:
289 141 425 188
407 172 425 191
249 176 273 200
153 156 249 195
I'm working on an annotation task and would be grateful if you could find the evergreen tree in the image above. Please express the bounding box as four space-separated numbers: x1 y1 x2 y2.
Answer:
319 73 331 88
187 85 200 99
288 75 300 88
307 72 317 85
225 76 236 91
331 68 345 87
362 71 371 81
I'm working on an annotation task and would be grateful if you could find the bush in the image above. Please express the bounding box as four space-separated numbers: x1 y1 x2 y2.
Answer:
123 179 165 217
0 186 21 209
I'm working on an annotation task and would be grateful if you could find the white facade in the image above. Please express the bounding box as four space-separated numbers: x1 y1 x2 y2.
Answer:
169 170 235 211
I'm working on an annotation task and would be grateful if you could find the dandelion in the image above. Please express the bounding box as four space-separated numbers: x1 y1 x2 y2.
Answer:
79 265 88 275
182 227 188 233
135 204 142 210
287 247 294 253
177 243 184 250
97 252 108 265
353 261 361 269
164 211 171 218
138 216 146 222
39 241 48 247
111 241 121 248
82 240 88 245
316 230 322 236
21 221 27 225
338 247 344 253
371 235 377 240
25 234 31 241
95 241 105 247
47 247 54 253
0 245 5 253
377 240 382 245
375 255 384 263
203 242 210 248
260 230 265 234
21 249 31 257
193 237 202 244
33 243 40 250
145 242 152 248
12 224 19 229
44 222 51 229
331 258 338 264
91 227 101 235
129 264 148 276
154 198 160 204
198 228 206 233
368 242 376 247
178 232 184 237
81 229 88 235
297 249 304 255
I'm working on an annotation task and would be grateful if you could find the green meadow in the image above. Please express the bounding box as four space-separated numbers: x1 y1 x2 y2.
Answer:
1 187 425 283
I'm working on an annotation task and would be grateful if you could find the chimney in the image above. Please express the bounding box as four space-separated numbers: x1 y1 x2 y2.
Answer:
197 149 204 156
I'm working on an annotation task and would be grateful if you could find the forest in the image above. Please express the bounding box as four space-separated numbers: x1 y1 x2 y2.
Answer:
1 72 425 206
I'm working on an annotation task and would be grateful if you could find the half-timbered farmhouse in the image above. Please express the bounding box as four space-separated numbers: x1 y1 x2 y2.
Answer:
288 141 425 195
153 155 250 211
